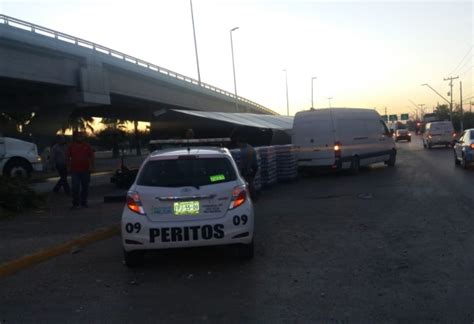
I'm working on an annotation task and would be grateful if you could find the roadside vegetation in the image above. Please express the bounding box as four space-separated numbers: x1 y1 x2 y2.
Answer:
0 176 46 218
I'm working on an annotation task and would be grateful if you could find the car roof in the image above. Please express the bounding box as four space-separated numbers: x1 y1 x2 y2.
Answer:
148 146 231 160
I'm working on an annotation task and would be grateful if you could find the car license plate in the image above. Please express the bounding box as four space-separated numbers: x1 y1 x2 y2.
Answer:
174 201 200 215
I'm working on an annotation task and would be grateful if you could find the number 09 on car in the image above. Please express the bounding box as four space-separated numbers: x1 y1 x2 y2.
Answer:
121 146 255 267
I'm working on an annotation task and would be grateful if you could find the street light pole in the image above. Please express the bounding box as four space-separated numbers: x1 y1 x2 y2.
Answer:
230 27 239 112
327 97 332 108
189 0 201 85
421 83 452 120
311 77 317 108
283 69 289 116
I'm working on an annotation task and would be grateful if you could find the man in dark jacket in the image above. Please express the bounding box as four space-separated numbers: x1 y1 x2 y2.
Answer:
51 135 70 194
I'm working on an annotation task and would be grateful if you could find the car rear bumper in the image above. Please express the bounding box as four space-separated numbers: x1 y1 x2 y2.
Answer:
396 135 411 141
122 207 254 251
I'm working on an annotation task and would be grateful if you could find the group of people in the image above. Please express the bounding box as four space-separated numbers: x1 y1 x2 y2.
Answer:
50 129 258 207
50 132 94 209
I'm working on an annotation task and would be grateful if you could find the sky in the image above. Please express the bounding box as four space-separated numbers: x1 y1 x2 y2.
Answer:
1 0 472 117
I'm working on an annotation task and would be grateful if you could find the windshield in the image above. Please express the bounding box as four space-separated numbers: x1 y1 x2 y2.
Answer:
137 157 237 187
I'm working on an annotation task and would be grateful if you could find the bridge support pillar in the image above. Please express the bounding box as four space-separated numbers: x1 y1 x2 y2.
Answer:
79 60 110 105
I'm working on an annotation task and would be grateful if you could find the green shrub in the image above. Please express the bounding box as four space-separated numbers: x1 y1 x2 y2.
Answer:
0 176 46 218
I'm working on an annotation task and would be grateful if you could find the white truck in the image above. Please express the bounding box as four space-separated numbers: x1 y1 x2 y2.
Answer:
0 137 43 177
293 108 396 173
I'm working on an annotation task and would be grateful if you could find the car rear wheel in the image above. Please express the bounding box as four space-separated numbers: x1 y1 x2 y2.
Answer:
461 154 468 169
3 158 32 178
123 250 144 267
236 240 254 260
454 152 460 166
386 151 396 167
427 142 432 149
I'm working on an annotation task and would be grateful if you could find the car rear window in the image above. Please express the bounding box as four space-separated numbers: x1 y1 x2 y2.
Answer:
430 122 453 131
137 157 237 187
471 131 474 140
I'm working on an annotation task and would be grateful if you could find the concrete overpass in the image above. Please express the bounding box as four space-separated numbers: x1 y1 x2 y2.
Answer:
0 14 276 138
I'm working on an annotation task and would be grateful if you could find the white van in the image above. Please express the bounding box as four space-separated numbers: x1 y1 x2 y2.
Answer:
422 121 455 149
0 137 43 177
292 108 396 173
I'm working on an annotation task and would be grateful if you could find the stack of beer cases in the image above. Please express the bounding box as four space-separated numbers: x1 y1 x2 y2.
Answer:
230 149 262 192
255 146 277 187
274 144 298 182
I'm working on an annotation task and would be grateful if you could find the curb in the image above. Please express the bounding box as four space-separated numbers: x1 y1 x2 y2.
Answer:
0 224 121 279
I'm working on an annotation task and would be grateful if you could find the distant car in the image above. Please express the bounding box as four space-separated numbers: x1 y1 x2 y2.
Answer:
394 129 411 142
423 121 456 149
453 129 474 169
121 143 254 267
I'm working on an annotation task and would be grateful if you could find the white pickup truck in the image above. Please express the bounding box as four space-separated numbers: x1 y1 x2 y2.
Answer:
0 137 43 177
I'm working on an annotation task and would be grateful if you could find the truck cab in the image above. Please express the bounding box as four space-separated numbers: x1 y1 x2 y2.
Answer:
0 137 43 177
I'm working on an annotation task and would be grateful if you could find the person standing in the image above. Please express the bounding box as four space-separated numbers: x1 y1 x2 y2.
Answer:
235 136 258 200
67 131 94 209
50 135 70 194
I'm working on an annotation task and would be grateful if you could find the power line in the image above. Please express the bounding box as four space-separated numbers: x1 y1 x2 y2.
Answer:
449 46 473 76
459 65 473 78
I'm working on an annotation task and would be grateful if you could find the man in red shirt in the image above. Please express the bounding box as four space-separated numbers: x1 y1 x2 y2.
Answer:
67 131 94 209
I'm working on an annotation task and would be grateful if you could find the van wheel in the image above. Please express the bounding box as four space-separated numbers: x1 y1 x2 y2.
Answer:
3 158 32 178
123 250 144 268
350 157 360 175
386 152 396 167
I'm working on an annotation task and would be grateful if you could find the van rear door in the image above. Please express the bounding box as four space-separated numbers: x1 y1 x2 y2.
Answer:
294 116 335 167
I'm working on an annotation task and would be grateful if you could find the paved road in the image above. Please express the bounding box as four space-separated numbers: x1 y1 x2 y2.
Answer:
2 136 474 323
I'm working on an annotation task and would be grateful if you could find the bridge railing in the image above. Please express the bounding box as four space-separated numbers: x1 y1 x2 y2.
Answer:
0 14 276 115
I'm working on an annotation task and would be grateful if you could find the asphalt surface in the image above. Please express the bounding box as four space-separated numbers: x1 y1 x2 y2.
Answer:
1 135 474 323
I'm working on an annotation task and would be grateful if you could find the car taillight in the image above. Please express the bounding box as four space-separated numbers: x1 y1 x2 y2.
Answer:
127 191 146 215
334 141 341 158
470 144 474 149
229 185 247 210
452 132 457 138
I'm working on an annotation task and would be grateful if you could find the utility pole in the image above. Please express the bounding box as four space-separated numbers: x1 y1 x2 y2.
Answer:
189 0 201 85
283 69 289 116
460 81 463 131
444 76 459 121
230 27 239 112
418 104 426 117
311 77 317 108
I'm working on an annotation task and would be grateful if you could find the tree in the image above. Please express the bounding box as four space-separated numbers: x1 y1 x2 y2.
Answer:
100 118 127 158
0 112 36 134
63 115 95 134
434 104 450 121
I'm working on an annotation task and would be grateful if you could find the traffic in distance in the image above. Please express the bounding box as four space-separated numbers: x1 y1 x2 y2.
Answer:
117 107 472 267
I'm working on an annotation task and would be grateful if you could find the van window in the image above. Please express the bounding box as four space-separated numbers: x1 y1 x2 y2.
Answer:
470 131 474 140
339 119 368 139
379 121 389 135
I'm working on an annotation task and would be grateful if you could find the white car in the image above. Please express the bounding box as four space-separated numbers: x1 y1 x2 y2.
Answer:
121 145 254 267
